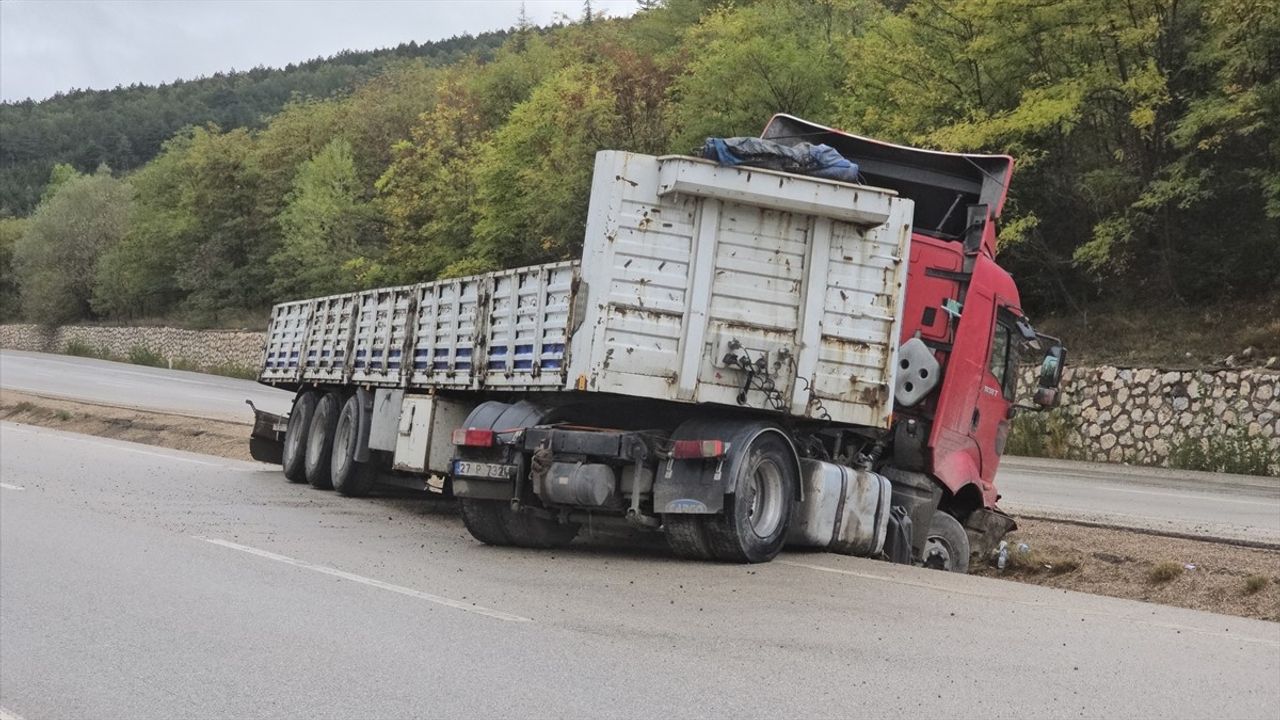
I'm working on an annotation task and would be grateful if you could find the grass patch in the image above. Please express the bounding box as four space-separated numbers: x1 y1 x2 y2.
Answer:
1005 408 1080 460
204 363 259 380
62 338 112 360
1243 575 1269 595
167 357 257 380
1168 423 1278 476
1037 293 1280 367
1147 561 1184 584
53 409 72 421
126 344 166 367
12 400 35 413
999 545 1083 576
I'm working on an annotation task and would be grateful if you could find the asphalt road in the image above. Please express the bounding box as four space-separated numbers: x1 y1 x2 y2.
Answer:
2 421 1277 719
0 348 292 421
4 349 1277 544
997 457 1280 546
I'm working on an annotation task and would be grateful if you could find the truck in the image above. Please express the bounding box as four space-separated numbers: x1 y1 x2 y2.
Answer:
248 114 1067 568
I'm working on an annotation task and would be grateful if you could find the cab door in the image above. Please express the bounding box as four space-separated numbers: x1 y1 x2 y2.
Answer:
973 307 1018 485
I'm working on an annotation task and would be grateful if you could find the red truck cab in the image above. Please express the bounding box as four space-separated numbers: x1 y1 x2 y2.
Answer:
763 115 1065 541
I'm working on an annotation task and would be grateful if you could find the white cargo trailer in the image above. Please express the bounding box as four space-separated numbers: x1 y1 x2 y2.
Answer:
254 149 919 563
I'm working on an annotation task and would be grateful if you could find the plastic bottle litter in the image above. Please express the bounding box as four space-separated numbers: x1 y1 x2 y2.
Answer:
996 541 1009 570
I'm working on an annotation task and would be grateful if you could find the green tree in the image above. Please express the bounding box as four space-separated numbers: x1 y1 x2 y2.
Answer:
270 138 380 298
667 0 865 152
93 134 195 318
0 217 25 320
95 126 272 322
14 168 131 324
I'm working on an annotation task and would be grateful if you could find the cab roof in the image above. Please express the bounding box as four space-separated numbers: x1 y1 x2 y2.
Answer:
761 114 1014 241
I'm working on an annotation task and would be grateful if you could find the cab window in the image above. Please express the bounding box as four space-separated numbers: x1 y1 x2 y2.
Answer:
988 316 1017 400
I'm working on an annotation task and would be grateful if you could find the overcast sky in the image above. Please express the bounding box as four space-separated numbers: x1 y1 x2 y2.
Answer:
0 0 639 102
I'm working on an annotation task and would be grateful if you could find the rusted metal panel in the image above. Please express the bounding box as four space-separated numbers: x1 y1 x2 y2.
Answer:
482 262 576 389
349 285 416 386
300 293 356 384
408 276 481 389
260 299 312 384
567 151 912 428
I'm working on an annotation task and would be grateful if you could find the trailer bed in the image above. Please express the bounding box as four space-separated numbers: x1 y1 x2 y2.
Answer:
259 151 913 428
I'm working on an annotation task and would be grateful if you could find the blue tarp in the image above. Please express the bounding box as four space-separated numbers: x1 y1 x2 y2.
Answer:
700 137 860 184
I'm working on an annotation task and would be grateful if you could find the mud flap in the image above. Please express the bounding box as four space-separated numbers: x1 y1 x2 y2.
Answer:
247 400 285 464
963 507 1017 560
882 506 914 565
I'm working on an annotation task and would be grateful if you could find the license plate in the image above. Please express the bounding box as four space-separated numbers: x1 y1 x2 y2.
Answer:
452 460 516 480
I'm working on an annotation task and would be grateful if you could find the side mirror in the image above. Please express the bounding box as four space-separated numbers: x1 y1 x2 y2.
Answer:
1033 387 1058 408
1033 343 1066 408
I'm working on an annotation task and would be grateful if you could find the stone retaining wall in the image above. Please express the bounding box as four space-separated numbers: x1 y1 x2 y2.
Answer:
1020 364 1279 470
0 324 264 371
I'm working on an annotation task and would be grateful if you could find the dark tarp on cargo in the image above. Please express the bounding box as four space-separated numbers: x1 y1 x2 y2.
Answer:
700 136 861 184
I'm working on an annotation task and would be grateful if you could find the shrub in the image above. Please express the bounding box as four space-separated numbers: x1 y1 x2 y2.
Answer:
1168 424 1277 477
62 338 110 359
1243 575 1269 595
1005 408 1079 459
126 344 165 367
1147 562 1184 584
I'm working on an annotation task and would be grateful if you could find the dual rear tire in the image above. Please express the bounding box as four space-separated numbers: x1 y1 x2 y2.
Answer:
284 390 376 495
458 499 580 549
664 432 797 564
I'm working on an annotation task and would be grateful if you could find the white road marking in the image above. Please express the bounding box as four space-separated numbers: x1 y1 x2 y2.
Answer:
196 537 532 623
0 423 254 470
0 706 26 720
0 483 25 490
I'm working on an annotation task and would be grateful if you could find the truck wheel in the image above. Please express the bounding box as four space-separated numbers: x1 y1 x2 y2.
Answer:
281 391 317 483
922 512 970 573
458 499 514 546
704 432 797 563
304 392 341 490
331 394 376 497
664 515 714 560
502 511 579 549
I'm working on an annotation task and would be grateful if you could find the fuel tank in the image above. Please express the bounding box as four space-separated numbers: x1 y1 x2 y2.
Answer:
787 460 891 557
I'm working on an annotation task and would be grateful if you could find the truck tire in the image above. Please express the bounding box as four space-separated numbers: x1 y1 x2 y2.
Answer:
923 512 970 573
704 432 797 563
664 515 714 560
281 391 316 483
502 511 579 549
459 499 514 546
331 394 376 497
304 392 341 490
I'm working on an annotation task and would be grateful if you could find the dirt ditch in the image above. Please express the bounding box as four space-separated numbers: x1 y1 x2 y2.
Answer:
3 389 1277 622
1 390 254 461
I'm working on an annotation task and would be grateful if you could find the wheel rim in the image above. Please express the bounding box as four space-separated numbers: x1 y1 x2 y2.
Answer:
923 535 954 570
744 458 784 538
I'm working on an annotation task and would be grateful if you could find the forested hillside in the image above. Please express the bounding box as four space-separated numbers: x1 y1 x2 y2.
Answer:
0 29 513 215
2 0 1276 339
